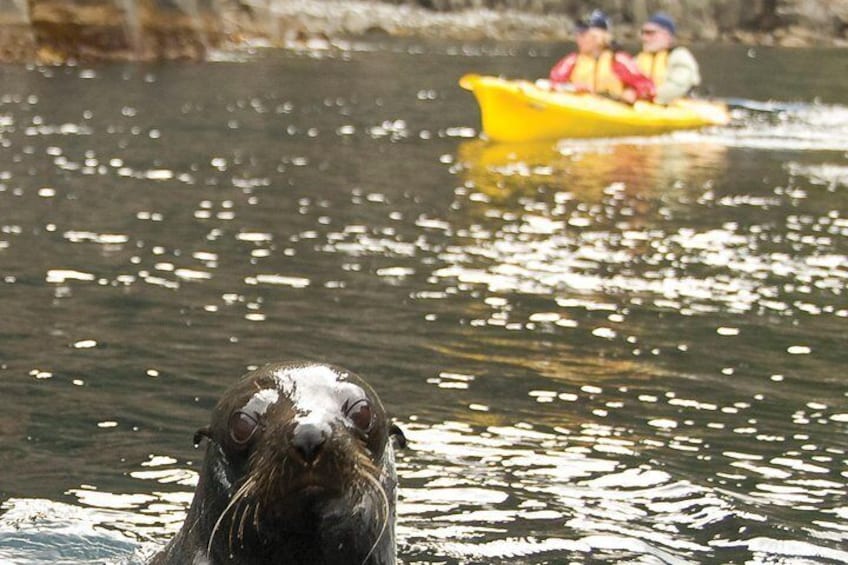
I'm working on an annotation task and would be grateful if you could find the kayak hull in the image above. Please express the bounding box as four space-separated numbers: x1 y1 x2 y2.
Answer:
460 74 730 142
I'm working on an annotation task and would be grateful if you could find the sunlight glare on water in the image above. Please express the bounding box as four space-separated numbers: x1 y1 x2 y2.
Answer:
0 40 846 564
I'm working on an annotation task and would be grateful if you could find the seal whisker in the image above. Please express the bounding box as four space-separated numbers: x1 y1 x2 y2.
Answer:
237 500 252 546
207 476 256 558
226 499 239 555
359 470 390 565
253 499 262 530
228 495 253 554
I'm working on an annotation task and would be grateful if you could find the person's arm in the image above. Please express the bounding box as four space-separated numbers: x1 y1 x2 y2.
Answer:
655 47 701 104
549 53 578 85
612 52 656 101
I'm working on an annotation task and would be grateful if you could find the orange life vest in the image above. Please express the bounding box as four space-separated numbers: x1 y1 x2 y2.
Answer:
569 50 624 97
636 49 669 86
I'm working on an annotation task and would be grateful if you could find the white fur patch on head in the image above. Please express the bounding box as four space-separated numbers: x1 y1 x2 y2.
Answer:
242 387 279 417
271 364 349 420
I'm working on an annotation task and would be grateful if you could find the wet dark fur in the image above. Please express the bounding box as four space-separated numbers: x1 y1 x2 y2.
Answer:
150 362 401 565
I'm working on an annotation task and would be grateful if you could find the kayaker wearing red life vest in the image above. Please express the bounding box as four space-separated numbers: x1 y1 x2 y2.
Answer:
636 12 701 104
549 10 655 104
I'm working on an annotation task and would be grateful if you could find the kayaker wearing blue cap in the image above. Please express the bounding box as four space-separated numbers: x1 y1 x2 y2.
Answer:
636 12 701 104
549 9 655 104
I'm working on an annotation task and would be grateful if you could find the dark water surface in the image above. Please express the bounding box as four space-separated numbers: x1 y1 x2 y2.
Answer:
0 41 846 563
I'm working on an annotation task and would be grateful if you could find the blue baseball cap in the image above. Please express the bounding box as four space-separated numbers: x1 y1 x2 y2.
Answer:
647 12 676 35
576 9 611 32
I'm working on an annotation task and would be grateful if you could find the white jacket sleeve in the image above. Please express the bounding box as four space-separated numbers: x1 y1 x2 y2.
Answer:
655 47 701 104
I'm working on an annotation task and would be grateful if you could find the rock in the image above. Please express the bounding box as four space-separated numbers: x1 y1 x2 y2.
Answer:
0 0 259 62
0 0 845 62
25 0 223 61
774 24 820 47
0 24 35 62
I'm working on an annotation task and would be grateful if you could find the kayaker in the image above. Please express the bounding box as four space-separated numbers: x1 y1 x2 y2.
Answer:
636 12 701 104
549 9 655 104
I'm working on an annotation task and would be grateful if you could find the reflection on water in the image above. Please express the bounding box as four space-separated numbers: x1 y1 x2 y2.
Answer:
0 41 847 563
458 136 727 203
453 136 844 322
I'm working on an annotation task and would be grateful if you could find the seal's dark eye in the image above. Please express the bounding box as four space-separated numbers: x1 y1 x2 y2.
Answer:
345 399 373 433
229 411 259 445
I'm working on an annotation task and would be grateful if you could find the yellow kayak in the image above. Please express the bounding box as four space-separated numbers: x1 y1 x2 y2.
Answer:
460 74 730 142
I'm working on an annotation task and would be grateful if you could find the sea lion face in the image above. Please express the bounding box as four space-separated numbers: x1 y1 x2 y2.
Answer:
196 362 395 563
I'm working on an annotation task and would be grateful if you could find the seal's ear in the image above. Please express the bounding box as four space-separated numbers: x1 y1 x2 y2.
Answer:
193 426 211 447
389 423 407 449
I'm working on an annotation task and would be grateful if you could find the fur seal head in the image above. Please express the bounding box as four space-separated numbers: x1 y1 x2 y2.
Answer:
151 362 401 565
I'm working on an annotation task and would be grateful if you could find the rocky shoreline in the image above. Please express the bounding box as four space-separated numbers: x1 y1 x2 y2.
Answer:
0 0 845 63
271 0 848 48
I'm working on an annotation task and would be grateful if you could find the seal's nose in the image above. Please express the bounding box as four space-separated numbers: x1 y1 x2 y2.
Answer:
291 422 328 464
